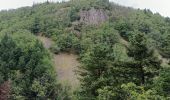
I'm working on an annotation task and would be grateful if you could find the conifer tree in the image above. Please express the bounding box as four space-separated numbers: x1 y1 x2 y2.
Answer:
128 32 161 85
0 34 21 82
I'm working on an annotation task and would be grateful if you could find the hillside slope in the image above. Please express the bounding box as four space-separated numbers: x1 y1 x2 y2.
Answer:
0 0 169 99
38 36 80 89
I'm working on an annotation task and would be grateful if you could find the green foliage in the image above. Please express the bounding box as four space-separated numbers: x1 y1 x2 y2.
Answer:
70 0 110 10
31 17 41 34
128 32 161 85
121 82 165 100
0 33 68 99
53 33 80 53
97 86 116 100
113 43 129 62
0 34 21 83
77 27 164 99
160 34 170 57
114 19 133 39
77 24 122 99
154 67 170 97
0 0 169 99
69 7 80 22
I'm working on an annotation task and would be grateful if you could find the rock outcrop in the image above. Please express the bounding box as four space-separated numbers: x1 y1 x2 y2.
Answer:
80 8 108 25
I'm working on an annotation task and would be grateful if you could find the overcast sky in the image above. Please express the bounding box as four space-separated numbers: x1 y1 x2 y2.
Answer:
0 0 169 17
0 0 67 10
112 0 170 17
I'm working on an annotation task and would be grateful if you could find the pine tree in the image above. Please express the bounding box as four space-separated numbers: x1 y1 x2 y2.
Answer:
161 34 170 58
78 43 113 98
31 17 41 35
0 34 21 81
154 67 170 97
128 32 161 85
0 34 22 100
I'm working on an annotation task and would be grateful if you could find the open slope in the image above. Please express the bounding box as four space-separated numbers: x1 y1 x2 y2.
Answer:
38 36 80 88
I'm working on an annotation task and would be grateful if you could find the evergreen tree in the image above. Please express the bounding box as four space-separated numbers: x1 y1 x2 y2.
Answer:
154 67 170 97
121 82 165 100
128 32 161 85
31 17 41 35
161 34 170 57
0 34 21 82
78 42 114 99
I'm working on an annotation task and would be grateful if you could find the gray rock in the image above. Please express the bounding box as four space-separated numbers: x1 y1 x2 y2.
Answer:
80 8 108 25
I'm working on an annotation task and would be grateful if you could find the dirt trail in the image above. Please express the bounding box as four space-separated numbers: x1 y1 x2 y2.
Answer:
37 36 53 49
37 36 80 88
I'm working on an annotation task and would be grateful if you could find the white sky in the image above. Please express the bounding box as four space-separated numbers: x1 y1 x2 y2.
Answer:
0 0 67 10
0 0 169 17
111 0 170 17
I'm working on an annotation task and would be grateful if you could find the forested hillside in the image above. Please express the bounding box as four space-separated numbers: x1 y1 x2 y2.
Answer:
0 0 169 99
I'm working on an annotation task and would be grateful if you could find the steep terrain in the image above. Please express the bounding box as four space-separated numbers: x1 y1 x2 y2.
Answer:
0 0 169 99
54 53 80 88
37 36 53 49
80 8 108 25
38 36 80 89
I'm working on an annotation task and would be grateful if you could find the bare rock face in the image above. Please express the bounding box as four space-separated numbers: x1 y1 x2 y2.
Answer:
80 8 108 25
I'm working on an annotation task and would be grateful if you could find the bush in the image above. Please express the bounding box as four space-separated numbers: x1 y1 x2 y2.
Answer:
54 33 80 53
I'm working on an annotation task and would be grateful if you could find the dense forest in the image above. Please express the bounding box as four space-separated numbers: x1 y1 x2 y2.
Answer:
0 0 169 99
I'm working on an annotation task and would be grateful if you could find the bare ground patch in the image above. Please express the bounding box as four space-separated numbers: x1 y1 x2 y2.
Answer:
54 53 80 88
38 36 80 89
37 36 53 49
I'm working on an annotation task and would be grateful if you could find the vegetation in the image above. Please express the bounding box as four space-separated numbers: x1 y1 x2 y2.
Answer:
0 32 70 99
0 0 169 99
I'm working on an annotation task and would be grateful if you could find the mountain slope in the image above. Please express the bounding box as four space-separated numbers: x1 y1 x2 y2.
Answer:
0 0 169 99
